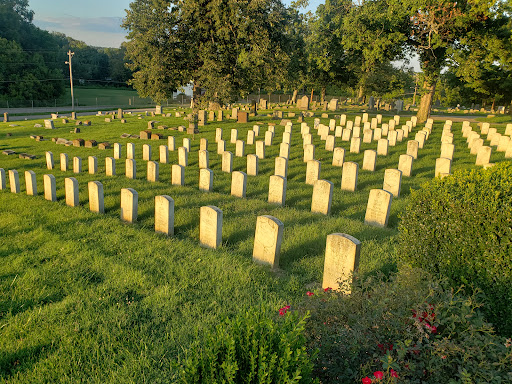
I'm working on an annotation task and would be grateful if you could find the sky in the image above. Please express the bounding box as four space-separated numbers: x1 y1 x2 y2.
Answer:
30 0 324 48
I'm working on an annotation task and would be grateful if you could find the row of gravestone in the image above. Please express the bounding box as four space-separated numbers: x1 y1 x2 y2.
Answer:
0 168 361 292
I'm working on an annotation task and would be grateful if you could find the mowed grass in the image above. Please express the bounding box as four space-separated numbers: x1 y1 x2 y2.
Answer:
64 87 154 107
0 109 510 383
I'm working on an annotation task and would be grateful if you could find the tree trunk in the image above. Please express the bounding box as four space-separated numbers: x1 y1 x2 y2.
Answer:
321 87 326 104
310 88 314 103
357 84 364 101
291 89 298 104
491 97 496 112
417 80 436 123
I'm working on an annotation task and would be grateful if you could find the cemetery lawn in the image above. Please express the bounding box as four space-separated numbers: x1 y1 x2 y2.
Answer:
0 110 510 382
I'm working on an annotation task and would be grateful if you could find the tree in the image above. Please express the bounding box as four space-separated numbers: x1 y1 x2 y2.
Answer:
123 0 292 106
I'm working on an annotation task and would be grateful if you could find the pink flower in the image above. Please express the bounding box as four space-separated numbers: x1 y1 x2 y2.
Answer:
324 287 332 292
390 369 398 378
373 371 384 380
362 377 372 384
278 305 291 316
306 291 314 296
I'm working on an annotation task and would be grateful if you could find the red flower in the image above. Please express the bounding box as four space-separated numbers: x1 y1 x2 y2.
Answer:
377 343 385 352
373 371 384 380
362 377 372 384
306 291 314 296
390 369 398 378
279 305 291 316
324 287 332 292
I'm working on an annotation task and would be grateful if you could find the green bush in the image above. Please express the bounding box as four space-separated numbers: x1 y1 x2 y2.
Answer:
398 162 512 335
299 267 512 383
177 307 318 384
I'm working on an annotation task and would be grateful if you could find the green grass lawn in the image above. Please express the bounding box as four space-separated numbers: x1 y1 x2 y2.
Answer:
0 108 510 383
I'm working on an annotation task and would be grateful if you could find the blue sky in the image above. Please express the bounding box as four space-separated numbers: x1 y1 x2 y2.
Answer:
31 0 323 48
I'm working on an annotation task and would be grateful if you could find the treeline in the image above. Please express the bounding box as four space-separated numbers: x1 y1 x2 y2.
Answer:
124 0 512 121
0 0 132 102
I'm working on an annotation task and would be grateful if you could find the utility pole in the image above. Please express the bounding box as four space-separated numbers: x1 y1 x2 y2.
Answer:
65 50 75 111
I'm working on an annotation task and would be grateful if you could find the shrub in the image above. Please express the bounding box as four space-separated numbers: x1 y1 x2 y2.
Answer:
398 162 512 335
299 267 512 383
177 307 318 384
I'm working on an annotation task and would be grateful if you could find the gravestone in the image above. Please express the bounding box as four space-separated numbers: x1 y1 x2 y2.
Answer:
265 131 273 146
383 169 402 197
377 139 389 156
363 150 377 171
435 157 451 177
222 151 233 173
217 110 223 121
159 145 169 163
388 131 398 146
142 144 152 161
8 170 19 193
364 189 392 227
183 138 191 152
475 146 492 166
217 139 226 154
25 171 37 196
325 136 336 151
247 154 258 176
200 206 223 249
415 132 426 148
60 153 69 172
88 156 97 174
311 179 333 215
328 99 338 111
65 177 79 207
398 154 413 177
303 144 315 162
440 143 455 160
127 143 135 159
231 129 238 144
406 140 419 159
332 147 345 167
253 125 261 136
322 233 361 292
268 175 286 206
279 143 290 159
0 168 5 190
341 162 358 192
306 160 321 185
274 156 288 178
283 131 291 145
46 151 54 170
215 128 223 143
231 171 247 198
43 174 56 201
256 141 265 159
114 143 122 159
120 188 138 223
147 161 159 182
168 136 176 151
247 130 255 145
236 140 245 157
106 157 116 176
199 168 213 192
178 146 188 167
155 195 174 235
44 120 55 129
237 111 248 123
350 137 361 154
298 95 309 110
200 138 208 151
88 181 104 213
497 136 511 152
73 156 82 174
199 150 209 169
126 159 136 179
252 215 284 269
3 112 8 123
172 164 185 186
362 129 373 143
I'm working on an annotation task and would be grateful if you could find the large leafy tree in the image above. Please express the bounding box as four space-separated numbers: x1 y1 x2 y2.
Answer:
123 0 291 106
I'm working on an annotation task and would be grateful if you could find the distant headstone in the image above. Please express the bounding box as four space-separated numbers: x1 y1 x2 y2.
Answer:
147 161 159 182
362 150 377 171
73 156 82 174
247 154 258 176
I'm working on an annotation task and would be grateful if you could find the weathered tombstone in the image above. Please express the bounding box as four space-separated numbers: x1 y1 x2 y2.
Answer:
303 144 315 162
217 139 226 154
268 175 286 206
252 215 284 269
199 168 213 192
166 136 175 152
274 156 288 178
322 233 361 292
24 170 37 196
178 146 188 167
126 159 136 179
171 164 185 186
383 169 402 198
481 122 490 134
235 140 245 157
325 135 336 151
253 125 261 136
298 95 309 110
231 171 247 198
475 146 492 166
0 168 5 190
198 149 209 169
362 129 373 144
220 151 233 173
247 130 255 145
415 132 427 148
237 111 248 123
43 174 56 201
142 144 151 161
282 131 291 145
303 133 313 147
440 143 455 160
364 189 392 227
127 143 135 159
105 157 116 176
497 136 511 152
88 181 104 213
470 138 484 154
279 143 290 159
363 150 377 171
155 195 174 235
388 130 398 146
311 179 333 215
247 154 258 176
398 154 413 177
406 140 419 159
349 137 361 154
306 160 321 185
341 162 358 192
377 139 389 156
265 130 273 146
65 177 79 207
114 143 122 159
435 157 451 177
46 151 54 170
215 128 223 143
147 161 159 182
328 99 338 111
88 156 97 175
60 153 69 172
120 188 138 223
255 141 265 159
200 206 223 249
157 145 168 164
73 156 82 174
44 120 55 129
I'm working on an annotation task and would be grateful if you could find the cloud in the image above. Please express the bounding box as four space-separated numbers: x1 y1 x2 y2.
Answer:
33 16 127 48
